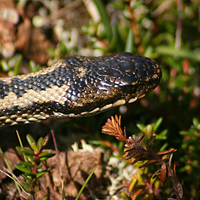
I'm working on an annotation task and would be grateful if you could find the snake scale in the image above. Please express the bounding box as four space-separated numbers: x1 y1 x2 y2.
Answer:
0 52 161 127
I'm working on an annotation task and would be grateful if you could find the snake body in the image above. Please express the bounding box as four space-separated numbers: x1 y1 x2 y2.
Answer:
0 52 161 127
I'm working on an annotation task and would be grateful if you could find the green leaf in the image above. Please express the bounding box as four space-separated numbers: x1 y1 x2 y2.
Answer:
27 157 41 163
193 118 199 128
34 186 39 193
37 137 44 151
16 147 34 156
160 143 168 152
39 151 55 158
18 161 33 167
39 156 54 162
36 170 47 178
36 164 42 170
22 174 32 184
136 123 146 133
110 2 125 9
153 117 163 132
180 130 194 137
26 134 38 152
31 178 37 187
1 60 9 71
41 197 48 200
41 135 49 147
121 192 130 200
15 164 33 175
20 181 31 192
156 129 168 140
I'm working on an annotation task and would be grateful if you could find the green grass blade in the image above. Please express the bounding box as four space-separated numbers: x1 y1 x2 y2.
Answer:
92 0 112 40
75 167 96 200
156 46 200 62
13 54 22 76
125 28 134 52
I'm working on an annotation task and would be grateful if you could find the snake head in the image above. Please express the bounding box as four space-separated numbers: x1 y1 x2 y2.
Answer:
97 52 162 104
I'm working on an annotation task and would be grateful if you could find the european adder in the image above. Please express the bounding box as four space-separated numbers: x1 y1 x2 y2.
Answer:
0 52 162 127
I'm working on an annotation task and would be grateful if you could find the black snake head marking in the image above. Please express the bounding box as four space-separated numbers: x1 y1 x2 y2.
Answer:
0 52 161 127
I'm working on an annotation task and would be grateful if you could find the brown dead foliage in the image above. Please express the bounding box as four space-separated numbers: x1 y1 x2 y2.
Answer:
102 115 184 200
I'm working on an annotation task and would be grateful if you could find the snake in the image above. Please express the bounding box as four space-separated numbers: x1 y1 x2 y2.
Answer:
0 52 161 127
